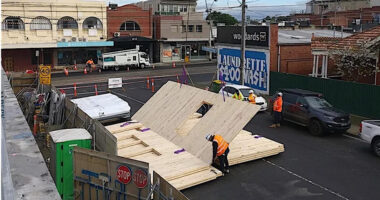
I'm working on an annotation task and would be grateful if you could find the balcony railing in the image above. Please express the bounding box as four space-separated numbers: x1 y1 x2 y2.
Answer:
155 11 180 16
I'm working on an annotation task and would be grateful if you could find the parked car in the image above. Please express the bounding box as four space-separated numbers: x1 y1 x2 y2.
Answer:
269 89 351 135
218 84 267 111
360 120 380 157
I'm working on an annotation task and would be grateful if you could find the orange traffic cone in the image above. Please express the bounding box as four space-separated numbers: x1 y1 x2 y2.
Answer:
147 76 150 89
94 84 98 95
74 64 78 70
64 68 69 76
84 68 87 74
176 74 179 83
172 62 176 68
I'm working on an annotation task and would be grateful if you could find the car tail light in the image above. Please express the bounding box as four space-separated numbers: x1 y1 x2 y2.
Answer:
359 122 362 133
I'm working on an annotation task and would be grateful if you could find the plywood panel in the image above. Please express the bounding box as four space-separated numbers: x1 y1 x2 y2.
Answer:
133 81 261 163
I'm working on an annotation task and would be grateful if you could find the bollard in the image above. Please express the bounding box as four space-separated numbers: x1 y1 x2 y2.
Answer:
147 76 150 89
74 83 77 97
33 115 38 136
94 84 98 95
151 79 155 92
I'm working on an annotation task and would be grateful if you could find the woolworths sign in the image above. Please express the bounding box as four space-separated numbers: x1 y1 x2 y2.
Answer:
217 46 270 94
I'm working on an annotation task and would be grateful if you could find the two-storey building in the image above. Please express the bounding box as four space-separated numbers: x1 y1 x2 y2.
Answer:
136 0 211 63
107 4 154 62
1 0 112 72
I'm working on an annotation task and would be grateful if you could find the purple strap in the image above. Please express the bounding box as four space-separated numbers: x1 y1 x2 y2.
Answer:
140 128 150 132
174 148 185 154
120 122 129 127
254 135 262 139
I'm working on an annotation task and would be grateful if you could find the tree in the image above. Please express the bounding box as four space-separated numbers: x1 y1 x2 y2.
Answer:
329 43 377 82
206 11 238 26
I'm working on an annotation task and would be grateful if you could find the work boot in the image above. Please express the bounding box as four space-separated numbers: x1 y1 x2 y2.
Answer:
269 124 277 128
276 123 281 127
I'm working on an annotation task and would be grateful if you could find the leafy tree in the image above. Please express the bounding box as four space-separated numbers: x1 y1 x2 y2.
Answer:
329 43 377 82
206 11 238 26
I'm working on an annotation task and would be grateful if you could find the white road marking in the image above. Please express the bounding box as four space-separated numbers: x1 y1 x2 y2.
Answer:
110 91 146 105
263 159 350 200
342 134 366 142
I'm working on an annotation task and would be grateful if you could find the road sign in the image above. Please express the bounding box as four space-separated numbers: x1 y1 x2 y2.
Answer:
108 78 122 88
133 169 148 188
117 165 132 184
39 65 51 85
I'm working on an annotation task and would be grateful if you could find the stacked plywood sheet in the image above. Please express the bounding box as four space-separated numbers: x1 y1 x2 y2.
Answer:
105 81 284 190
106 122 223 190
132 81 262 164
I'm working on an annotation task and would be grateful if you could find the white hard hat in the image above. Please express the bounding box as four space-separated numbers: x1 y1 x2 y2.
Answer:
278 92 283 96
249 90 254 94
205 134 212 141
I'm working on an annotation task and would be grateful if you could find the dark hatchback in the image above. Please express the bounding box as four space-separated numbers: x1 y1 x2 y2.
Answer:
270 89 351 135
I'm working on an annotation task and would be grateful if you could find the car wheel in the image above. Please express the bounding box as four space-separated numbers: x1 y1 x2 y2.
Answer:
140 63 145 69
114 66 120 71
309 119 323 136
371 138 380 157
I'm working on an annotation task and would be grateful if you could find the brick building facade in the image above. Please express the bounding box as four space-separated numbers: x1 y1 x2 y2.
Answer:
107 4 152 39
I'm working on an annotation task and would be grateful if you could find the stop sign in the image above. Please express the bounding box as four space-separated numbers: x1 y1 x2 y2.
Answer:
116 165 132 184
133 169 148 188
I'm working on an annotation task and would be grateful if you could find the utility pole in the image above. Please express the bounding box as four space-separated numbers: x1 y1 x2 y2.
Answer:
240 0 246 85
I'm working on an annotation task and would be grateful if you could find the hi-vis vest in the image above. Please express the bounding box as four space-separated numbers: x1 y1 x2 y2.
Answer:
248 94 256 104
273 96 283 112
213 135 229 156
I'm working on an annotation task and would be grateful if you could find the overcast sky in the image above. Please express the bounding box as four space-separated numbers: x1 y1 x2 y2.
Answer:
107 0 308 19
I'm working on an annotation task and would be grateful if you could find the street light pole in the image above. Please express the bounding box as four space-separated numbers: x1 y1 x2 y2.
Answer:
240 0 246 85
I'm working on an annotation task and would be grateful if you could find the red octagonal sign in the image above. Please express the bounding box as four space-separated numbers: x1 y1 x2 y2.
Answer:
133 169 148 188
117 165 131 184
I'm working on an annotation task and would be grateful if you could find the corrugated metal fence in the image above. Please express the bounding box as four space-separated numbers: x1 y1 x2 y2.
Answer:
270 72 380 119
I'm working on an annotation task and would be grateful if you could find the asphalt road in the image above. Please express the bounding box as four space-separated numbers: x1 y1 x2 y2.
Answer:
53 66 380 200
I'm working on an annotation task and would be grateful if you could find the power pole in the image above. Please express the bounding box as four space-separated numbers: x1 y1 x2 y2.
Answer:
240 0 246 85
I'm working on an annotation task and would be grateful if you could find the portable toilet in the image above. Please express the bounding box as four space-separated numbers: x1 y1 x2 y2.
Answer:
49 128 92 200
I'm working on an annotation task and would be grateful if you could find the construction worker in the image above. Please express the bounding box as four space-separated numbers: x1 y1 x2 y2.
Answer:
205 134 230 174
248 90 256 104
86 59 94 72
270 92 283 128
232 91 243 100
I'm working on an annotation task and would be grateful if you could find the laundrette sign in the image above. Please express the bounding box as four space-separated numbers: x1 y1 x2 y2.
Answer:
218 46 270 94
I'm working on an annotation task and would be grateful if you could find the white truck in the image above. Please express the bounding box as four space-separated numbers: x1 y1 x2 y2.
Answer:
100 49 150 71
360 120 380 157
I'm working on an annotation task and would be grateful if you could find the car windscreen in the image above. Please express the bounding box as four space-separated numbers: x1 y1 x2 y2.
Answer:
239 89 251 97
304 96 332 108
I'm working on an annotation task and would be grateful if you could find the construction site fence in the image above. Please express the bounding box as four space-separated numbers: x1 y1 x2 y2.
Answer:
269 72 380 119
50 85 117 155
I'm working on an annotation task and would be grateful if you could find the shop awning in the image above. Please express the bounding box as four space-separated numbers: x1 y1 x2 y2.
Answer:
108 36 155 42
57 41 114 48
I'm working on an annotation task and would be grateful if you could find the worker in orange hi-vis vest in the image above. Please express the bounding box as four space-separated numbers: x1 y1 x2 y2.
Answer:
86 59 94 72
206 134 230 174
270 92 283 128
248 90 256 104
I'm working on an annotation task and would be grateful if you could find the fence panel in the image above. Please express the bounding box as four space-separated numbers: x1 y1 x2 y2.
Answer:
270 72 380 119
